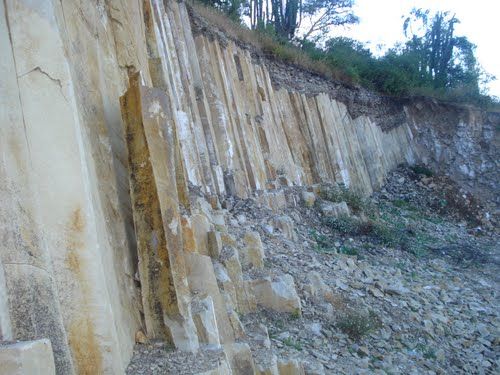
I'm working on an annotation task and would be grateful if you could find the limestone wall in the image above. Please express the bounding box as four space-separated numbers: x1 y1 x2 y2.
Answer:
1 0 490 374
0 0 147 373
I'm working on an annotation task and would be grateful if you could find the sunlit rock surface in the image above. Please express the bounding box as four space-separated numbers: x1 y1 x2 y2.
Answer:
0 0 497 374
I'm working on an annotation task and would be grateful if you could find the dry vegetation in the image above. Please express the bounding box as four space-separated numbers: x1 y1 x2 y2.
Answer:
190 1 356 85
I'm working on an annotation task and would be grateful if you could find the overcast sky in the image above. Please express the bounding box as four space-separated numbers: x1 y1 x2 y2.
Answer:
327 0 500 97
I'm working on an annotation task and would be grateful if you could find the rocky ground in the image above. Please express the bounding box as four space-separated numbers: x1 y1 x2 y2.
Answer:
127 165 499 374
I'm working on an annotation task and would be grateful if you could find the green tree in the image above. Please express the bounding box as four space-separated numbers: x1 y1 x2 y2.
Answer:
247 0 356 41
323 37 372 84
200 0 244 22
402 8 483 93
299 0 358 45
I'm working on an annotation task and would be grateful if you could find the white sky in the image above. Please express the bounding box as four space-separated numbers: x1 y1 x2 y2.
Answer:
325 0 500 97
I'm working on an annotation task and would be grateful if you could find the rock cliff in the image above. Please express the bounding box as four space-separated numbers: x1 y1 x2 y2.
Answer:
0 0 498 374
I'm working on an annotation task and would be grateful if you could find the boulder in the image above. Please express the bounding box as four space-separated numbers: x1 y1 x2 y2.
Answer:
303 361 325 375
223 343 256 375
319 201 350 217
304 272 331 299
250 275 301 313
240 231 265 269
208 230 223 259
278 359 305 375
192 296 221 347
0 339 56 375
272 216 296 241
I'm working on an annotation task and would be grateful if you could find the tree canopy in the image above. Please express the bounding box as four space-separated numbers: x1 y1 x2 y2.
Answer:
244 0 357 41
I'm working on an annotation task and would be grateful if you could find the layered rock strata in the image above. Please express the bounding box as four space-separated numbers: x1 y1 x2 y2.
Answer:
0 0 497 374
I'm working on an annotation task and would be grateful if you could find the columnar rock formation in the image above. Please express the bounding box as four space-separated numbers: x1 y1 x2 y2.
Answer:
0 0 497 374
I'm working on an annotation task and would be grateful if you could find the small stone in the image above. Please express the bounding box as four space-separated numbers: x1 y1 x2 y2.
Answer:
384 281 409 296
308 323 323 337
367 286 384 298
436 349 445 362
135 330 149 344
357 346 370 357
262 224 274 235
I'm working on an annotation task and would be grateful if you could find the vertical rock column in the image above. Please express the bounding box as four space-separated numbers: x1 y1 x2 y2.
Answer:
120 73 199 351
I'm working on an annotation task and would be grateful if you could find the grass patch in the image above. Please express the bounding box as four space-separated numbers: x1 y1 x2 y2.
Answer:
315 184 444 257
310 230 337 253
290 308 301 320
323 208 432 257
393 199 417 211
416 343 437 360
339 245 359 256
282 337 302 350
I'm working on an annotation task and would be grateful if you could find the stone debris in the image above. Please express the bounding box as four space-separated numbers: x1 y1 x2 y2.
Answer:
162 165 497 375
272 216 297 241
126 344 227 375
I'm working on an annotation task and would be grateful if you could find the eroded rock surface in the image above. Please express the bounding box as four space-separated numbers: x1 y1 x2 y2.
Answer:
0 0 498 374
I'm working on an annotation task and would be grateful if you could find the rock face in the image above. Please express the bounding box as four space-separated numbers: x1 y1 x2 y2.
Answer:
0 0 497 374
0 339 56 375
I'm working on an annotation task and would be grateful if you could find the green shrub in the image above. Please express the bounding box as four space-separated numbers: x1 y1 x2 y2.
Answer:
339 245 359 256
337 309 381 340
393 199 412 209
310 230 336 253
323 215 363 235
282 337 302 350
290 308 301 320
371 220 400 247
410 164 433 177
320 184 366 213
